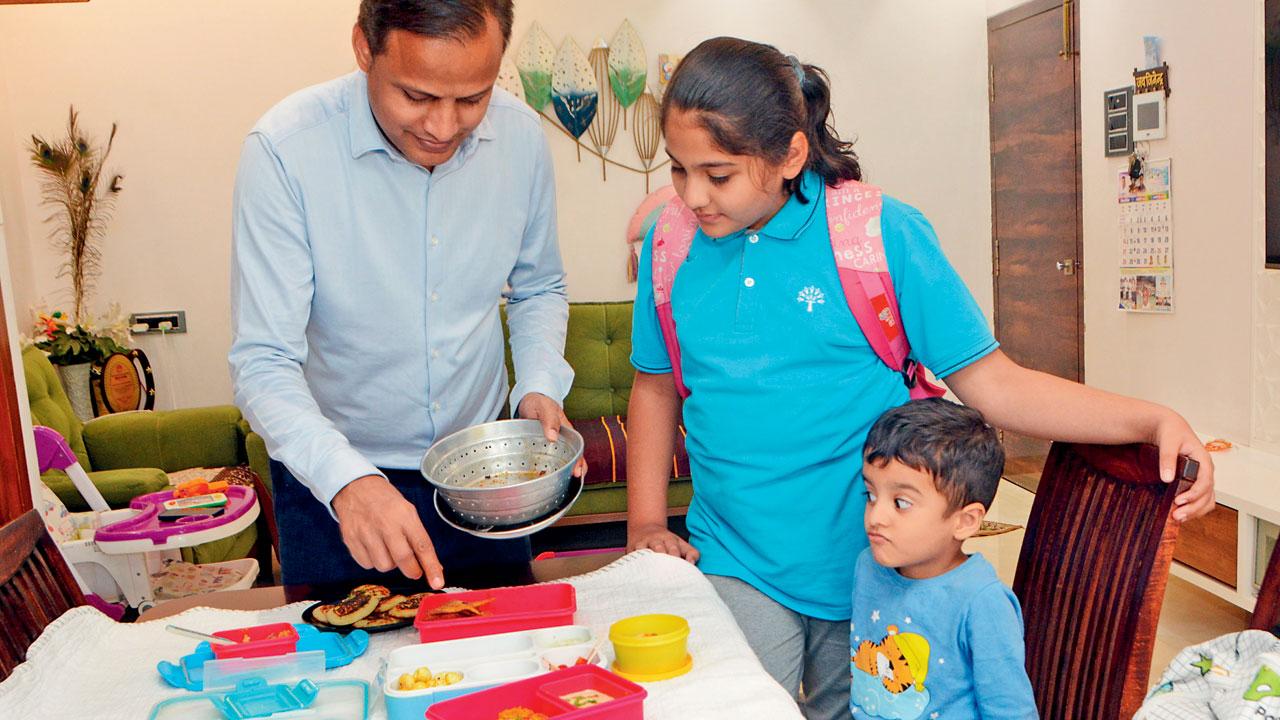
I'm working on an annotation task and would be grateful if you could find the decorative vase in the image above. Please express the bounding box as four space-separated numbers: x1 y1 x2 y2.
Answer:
55 361 95 422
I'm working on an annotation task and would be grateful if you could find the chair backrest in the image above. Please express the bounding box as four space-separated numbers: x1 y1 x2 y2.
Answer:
1013 442 1191 720
21 346 90 470
0 509 86 681
1252 532 1280 634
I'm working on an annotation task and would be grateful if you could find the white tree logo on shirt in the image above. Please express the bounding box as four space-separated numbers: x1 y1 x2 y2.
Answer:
797 286 825 312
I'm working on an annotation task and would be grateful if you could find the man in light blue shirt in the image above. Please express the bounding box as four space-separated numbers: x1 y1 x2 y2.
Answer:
229 0 577 587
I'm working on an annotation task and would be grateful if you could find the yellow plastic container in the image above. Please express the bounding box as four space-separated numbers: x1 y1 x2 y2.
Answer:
608 613 692 682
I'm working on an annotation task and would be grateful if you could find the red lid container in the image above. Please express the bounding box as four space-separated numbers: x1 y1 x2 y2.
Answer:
425 664 646 720
415 584 576 644
209 622 300 660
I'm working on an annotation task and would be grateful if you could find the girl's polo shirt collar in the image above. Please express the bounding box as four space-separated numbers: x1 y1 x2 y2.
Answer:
715 170 825 244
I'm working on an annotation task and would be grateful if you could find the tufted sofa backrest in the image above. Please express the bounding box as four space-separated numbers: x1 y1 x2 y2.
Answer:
501 301 634 419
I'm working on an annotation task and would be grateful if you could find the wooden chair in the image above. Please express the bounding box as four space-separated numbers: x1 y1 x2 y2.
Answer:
1013 442 1194 720
1251 532 1280 634
0 509 86 681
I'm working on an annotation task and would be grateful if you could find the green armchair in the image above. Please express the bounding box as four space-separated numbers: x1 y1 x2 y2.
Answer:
22 345 271 563
503 301 693 524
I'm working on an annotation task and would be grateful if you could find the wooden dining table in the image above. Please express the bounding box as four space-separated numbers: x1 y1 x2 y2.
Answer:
138 550 625 621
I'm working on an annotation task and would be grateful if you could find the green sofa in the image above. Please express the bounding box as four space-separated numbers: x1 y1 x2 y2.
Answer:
503 301 693 523
23 345 272 563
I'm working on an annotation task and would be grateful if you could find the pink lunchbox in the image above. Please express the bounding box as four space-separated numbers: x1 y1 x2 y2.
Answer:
414 584 576 643
425 664 646 720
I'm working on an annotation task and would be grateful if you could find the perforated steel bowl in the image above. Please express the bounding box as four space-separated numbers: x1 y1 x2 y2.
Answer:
420 419 584 527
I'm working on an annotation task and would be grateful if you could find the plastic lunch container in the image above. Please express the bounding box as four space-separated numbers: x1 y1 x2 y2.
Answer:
209 622 300 660
147 677 369 720
383 624 610 720
158 627 368 692
414 583 576 643
608 614 693 682
425 664 645 720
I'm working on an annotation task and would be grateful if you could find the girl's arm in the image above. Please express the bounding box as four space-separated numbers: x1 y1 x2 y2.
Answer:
625 370 700 562
944 349 1215 521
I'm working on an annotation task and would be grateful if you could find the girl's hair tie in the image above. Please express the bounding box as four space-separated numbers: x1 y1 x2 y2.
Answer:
787 55 805 85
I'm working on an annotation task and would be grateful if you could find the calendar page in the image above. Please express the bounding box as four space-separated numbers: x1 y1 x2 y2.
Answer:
1118 158 1173 313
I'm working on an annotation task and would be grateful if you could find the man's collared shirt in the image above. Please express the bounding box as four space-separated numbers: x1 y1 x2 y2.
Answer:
230 71 572 509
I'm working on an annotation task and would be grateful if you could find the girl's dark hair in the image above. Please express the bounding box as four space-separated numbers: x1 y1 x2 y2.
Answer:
358 0 514 55
660 36 861 202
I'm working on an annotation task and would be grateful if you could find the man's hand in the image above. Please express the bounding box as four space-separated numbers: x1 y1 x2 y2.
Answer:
517 392 588 478
627 522 700 563
331 475 444 588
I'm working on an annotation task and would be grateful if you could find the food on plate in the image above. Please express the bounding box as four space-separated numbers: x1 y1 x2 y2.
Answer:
351 584 392 599
311 584 418 629
377 594 408 613
353 614 403 629
496 708 549 720
389 592 429 619
560 689 614 707
421 596 495 621
325 590 380 626
396 665 463 691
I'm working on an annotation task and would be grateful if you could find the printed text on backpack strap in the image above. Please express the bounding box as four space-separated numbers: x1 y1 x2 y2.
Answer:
826 181 946 399
651 199 698 398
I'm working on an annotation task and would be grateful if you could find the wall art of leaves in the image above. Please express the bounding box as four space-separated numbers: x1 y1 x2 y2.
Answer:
608 20 646 127
510 21 673 191
551 38 599 159
516 22 555 110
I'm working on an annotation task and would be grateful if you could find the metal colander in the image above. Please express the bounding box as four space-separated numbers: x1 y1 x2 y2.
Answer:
420 419 584 527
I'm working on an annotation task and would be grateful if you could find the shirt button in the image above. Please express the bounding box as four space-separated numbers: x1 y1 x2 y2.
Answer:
430 292 439 302
748 234 759 244
431 401 441 412
743 277 756 288
430 236 440 247
431 349 441 359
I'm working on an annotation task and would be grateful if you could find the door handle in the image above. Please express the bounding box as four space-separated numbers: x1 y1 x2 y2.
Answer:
1056 259 1078 275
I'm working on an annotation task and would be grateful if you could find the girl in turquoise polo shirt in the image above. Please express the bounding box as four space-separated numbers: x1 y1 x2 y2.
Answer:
625 36 1216 719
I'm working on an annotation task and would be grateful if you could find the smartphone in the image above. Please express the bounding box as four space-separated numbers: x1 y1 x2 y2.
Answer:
158 506 226 522
162 492 228 511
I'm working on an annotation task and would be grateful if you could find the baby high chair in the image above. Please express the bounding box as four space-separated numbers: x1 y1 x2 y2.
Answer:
33 426 261 612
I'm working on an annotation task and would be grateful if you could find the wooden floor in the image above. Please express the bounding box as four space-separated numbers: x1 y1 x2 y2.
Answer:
968 480 1250 684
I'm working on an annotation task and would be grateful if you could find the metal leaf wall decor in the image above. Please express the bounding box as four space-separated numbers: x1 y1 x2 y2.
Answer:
551 38 599 161
607 20 646 128
515 22 555 110
514 21 670 192
496 55 526 103
633 90 661 192
586 42 620 179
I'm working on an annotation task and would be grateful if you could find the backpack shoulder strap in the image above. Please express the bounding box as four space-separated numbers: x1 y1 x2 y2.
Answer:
651 197 699 399
826 180 945 399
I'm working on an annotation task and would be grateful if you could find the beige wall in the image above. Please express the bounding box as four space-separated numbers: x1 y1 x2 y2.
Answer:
0 0 358 409
1077 0 1276 448
0 0 995 410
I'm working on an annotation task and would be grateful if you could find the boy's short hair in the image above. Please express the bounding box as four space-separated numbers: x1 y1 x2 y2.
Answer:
863 398 1005 512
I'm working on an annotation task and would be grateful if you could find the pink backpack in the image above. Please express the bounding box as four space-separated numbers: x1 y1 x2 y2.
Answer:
650 179 946 401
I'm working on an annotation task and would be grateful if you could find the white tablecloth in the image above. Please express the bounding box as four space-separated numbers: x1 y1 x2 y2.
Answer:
0 550 802 719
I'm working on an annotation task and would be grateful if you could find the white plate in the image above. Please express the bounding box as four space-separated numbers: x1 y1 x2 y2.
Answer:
433 475 584 539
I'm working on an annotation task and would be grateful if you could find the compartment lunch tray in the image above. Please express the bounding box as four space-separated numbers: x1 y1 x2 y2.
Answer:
158 624 369 691
383 624 608 720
